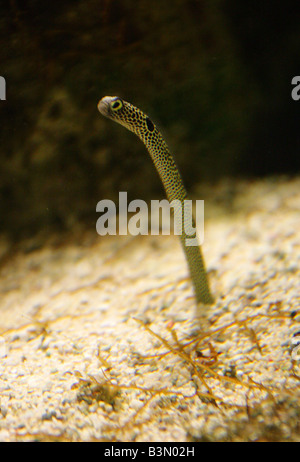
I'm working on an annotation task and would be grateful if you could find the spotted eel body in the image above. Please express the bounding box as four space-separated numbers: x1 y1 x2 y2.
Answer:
98 96 213 305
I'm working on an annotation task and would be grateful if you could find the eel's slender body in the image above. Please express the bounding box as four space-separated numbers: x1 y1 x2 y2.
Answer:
98 96 213 305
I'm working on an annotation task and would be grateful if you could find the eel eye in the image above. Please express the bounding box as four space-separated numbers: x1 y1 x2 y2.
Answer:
111 99 123 111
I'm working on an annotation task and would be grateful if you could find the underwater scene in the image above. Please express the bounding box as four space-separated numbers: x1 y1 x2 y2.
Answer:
0 0 299 442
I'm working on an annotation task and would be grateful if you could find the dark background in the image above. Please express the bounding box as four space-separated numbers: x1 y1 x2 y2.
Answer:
0 0 299 239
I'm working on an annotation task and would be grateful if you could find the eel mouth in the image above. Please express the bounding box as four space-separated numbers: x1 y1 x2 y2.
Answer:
97 96 112 117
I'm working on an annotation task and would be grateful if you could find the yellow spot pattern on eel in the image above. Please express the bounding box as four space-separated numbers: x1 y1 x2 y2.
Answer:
98 96 213 305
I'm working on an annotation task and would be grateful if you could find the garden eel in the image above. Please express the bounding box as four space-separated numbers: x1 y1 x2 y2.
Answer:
98 96 213 305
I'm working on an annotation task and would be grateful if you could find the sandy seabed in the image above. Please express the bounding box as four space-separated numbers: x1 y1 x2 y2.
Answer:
0 177 299 441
